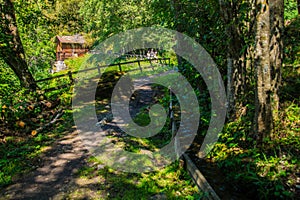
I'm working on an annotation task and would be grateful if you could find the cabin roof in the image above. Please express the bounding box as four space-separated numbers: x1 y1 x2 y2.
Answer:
56 35 85 44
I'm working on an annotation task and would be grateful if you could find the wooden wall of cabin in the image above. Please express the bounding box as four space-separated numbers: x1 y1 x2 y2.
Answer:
56 43 88 61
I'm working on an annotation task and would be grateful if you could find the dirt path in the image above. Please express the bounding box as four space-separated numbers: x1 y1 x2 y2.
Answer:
0 131 102 200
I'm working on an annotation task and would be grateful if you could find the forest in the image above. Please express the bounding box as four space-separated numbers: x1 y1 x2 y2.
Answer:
0 0 299 199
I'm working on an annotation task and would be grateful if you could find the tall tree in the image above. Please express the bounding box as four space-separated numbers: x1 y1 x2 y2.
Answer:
218 0 284 142
0 0 37 89
218 0 256 119
269 0 284 121
254 0 272 143
253 0 284 143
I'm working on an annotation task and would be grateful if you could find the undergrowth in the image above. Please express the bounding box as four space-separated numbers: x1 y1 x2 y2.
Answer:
207 101 299 199
74 158 202 199
0 67 74 187
205 18 300 199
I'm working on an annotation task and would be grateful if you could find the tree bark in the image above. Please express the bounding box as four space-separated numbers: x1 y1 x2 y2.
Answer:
226 57 234 117
218 0 254 119
254 0 273 143
0 0 37 89
269 0 284 124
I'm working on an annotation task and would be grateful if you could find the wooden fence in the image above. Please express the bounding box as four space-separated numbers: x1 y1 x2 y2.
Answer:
36 57 171 92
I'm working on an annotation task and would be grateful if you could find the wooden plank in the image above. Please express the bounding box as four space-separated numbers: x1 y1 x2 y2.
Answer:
183 154 220 200
58 49 89 54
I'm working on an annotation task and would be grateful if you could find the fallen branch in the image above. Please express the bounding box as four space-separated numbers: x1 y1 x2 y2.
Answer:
34 109 64 134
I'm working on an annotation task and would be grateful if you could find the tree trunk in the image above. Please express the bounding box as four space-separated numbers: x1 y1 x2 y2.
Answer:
226 57 234 117
254 0 273 143
0 0 37 89
218 0 251 119
269 0 284 124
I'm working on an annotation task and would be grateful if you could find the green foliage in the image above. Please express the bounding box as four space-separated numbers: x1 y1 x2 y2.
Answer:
0 0 299 198
0 60 20 97
284 16 300 67
202 3 300 199
13 0 55 80
0 64 74 187
75 159 202 199
80 0 153 43
0 52 75 188
208 100 299 199
284 0 298 20
63 55 91 72
54 0 84 33
0 109 74 188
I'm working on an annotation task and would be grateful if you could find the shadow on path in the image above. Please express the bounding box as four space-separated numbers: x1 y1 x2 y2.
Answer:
1 131 90 200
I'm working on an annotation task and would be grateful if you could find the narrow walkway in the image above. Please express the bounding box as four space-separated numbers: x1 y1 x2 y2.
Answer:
0 131 101 200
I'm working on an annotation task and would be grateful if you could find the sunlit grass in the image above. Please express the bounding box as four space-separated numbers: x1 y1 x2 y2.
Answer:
74 159 202 199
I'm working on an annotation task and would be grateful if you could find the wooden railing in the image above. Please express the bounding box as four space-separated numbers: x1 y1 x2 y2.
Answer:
36 57 171 92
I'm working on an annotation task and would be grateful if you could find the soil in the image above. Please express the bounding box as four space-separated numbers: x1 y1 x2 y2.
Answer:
0 131 98 200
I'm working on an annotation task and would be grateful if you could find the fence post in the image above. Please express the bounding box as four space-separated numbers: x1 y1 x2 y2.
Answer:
149 59 154 70
138 60 142 72
164 58 167 65
97 65 101 77
68 71 74 84
118 63 122 72
169 88 179 158
159 58 163 65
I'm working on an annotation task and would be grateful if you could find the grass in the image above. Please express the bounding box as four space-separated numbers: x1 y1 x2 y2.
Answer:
207 101 299 197
72 157 202 199
205 76 300 199
0 101 201 198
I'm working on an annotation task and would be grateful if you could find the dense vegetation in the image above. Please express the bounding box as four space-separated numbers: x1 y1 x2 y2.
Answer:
0 0 299 199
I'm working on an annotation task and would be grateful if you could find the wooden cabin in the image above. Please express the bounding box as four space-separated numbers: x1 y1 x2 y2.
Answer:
55 35 89 61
